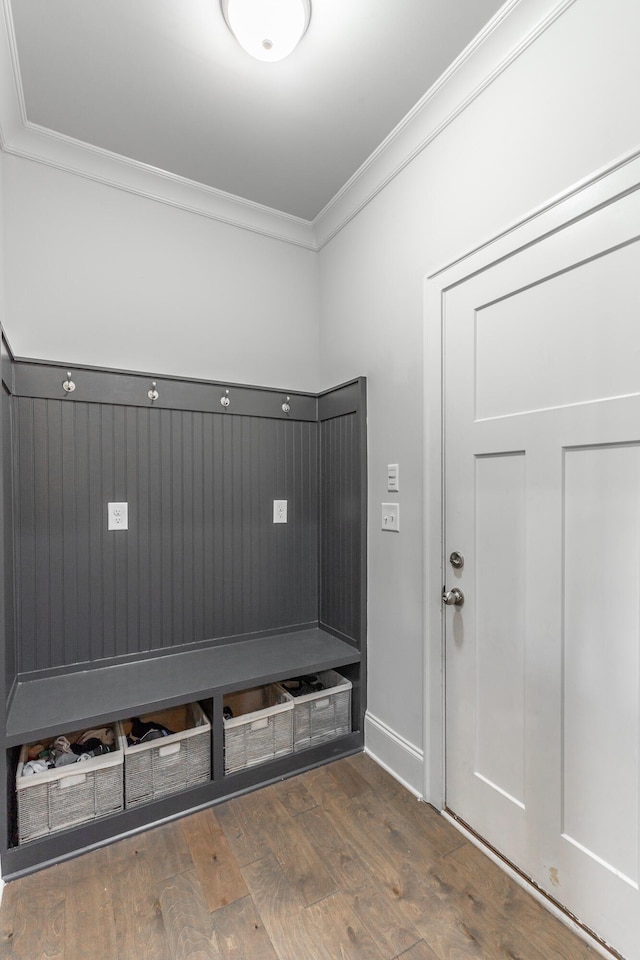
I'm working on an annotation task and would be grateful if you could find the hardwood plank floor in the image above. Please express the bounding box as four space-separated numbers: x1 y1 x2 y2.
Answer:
0 755 605 960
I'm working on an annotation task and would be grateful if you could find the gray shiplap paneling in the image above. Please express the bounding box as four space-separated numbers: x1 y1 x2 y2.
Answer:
319 410 362 643
3 383 15 699
14 398 318 673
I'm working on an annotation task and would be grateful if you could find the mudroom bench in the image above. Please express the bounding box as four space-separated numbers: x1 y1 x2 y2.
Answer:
5 626 363 878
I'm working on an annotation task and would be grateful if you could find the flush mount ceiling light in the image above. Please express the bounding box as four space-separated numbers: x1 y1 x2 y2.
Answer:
221 0 311 62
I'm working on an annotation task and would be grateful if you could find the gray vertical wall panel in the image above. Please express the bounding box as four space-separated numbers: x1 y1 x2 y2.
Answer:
134 408 150 653
146 408 163 653
14 400 34 673
253 417 270 631
100 404 116 661
243 418 256 625
34 401 53 669
319 411 361 643
191 412 205 644
229 414 243 631
271 421 286 623
87 403 105 663
125 406 140 658
159 409 173 649
211 413 224 639
113 405 128 660
170 410 183 646
221 414 234 634
73 404 91 666
47 402 65 669
3 384 16 697
61 402 78 666
203 413 215 638
14 398 319 674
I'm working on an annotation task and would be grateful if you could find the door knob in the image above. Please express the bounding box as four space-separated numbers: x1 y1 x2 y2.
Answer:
442 587 464 607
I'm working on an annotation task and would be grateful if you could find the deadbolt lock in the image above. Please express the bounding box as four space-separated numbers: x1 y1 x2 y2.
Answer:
449 551 464 570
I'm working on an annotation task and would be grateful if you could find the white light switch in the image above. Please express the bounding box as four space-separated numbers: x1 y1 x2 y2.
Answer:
381 502 399 532
108 502 128 530
387 463 399 492
273 499 288 523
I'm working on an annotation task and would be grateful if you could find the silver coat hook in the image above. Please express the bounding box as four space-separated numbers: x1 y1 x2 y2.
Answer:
62 371 76 393
282 396 291 414
221 389 230 408
148 381 159 402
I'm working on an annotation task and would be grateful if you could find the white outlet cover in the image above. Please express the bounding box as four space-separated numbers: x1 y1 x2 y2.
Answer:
273 499 288 523
381 502 399 532
108 502 129 530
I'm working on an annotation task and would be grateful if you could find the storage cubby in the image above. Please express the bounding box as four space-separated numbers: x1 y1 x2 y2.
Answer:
0 341 367 879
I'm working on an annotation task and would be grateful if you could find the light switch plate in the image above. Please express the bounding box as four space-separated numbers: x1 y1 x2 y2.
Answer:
273 499 287 523
387 463 399 492
108 502 128 530
381 502 399 532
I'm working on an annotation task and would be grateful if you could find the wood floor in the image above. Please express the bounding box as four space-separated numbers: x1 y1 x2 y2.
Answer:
0 753 603 960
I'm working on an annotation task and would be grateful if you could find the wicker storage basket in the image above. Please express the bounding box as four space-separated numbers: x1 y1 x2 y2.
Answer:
16 725 124 843
276 670 352 751
121 702 211 808
223 684 293 774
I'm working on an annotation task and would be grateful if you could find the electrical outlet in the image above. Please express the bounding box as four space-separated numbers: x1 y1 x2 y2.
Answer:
273 499 288 523
108 502 129 530
381 502 399 532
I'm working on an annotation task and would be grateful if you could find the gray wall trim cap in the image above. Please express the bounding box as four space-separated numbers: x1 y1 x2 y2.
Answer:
12 359 319 421
317 379 364 420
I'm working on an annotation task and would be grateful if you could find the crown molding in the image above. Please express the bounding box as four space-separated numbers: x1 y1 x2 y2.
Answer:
3 121 318 249
1 0 577 253
312 0 577 249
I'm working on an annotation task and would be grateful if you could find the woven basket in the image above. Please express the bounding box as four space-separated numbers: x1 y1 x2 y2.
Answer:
16 726 124 843
223 684 293 774
276 670 352 751
121 703 211 808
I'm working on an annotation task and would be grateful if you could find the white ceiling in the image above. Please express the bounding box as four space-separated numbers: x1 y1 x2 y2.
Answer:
8 0 505 221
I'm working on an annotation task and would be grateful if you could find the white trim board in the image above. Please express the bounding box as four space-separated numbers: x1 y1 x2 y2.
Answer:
364 711 424 799
0 0 576 250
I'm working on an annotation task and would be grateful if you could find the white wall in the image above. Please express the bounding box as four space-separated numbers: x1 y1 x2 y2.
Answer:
2 156 320 391
318 0 640 793
0 152 4 327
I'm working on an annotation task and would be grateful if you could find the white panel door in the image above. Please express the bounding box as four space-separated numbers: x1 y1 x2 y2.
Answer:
444 185 640 958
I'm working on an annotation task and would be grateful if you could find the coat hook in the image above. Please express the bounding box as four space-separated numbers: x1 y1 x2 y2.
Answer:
62 371 76 393
148 381 159 402
282 396 291 414
220 389 230 408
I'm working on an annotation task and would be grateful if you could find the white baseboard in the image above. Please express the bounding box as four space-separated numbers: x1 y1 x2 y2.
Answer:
364 711 424 798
